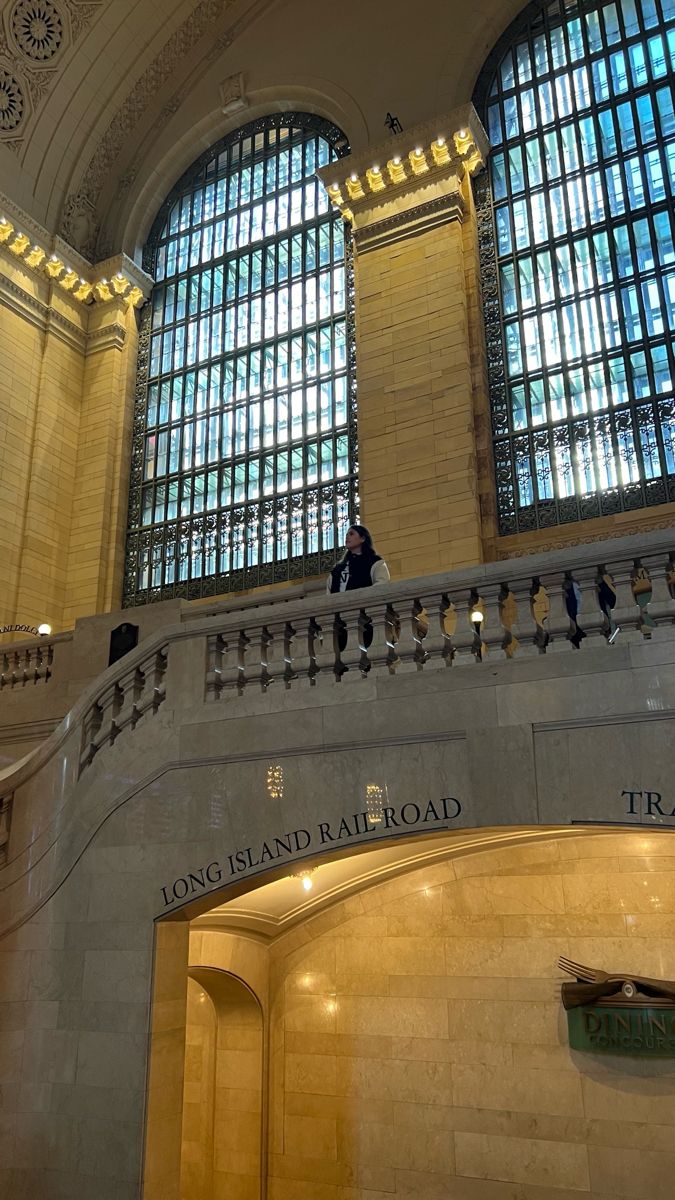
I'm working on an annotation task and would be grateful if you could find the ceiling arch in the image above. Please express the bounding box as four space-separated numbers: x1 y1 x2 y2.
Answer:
0 0 528 264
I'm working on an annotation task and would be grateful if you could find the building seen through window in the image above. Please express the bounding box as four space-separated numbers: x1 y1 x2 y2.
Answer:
124 113 355 604
474 0 675 534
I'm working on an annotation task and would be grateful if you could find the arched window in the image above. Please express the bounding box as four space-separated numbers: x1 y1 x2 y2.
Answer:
474 0 675 535
123 113 355 605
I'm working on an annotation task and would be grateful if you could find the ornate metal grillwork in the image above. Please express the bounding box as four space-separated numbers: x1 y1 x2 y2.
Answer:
474 0 675 535
123 112 356 606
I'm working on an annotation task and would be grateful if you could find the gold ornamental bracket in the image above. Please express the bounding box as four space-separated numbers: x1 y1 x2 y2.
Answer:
316 103 489 253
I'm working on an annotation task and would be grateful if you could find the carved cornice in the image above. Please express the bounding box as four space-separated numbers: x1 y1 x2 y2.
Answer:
353 191 467 254
0 271 85 350
0 191 151 304
85 321 127 356
317 103 488 251
0 270 133 355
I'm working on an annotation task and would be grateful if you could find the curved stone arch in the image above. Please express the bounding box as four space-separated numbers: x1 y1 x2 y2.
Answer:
108 76 368 259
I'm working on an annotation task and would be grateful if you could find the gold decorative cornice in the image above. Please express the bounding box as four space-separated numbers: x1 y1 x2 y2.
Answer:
316 103 489 252
0 191 152 307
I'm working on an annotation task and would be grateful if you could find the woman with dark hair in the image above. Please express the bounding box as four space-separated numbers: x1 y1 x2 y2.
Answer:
327 525 390 593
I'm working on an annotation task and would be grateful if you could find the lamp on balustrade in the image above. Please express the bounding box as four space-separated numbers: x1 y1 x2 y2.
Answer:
37 623 52 636
469 590 484 626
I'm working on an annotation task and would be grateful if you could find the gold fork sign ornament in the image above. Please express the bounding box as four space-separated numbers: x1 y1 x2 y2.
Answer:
558 956 675 1056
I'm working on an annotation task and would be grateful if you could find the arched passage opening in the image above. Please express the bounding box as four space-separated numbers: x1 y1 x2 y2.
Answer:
144 824 675 1199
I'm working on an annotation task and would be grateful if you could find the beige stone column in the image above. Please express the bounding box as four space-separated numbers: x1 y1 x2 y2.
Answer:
0 210 150 637
63 293 141 626
318 106 492 581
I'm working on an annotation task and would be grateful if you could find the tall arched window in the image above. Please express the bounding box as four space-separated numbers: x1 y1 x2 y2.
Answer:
474 0 675 535
123 113 355 605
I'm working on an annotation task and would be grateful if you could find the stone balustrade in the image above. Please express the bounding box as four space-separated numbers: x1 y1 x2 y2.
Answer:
203 536 675 697
0 638 57 690
79 645 168 775
0 527 674 827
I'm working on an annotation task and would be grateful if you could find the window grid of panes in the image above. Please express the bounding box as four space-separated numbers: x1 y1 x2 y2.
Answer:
123 113 355 605
475 0 675 534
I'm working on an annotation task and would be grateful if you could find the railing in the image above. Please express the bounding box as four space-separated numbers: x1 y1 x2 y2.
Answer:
1 528 675 807
0 639 56 690
79 646 168 775
204 541 675 698
0 525 674 928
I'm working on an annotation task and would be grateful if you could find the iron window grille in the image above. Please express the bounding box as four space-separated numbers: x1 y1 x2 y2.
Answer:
123 112 356 605
473 0 675 535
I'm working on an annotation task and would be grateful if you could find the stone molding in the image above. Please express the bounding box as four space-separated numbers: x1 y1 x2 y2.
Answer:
317 102 488 250
353 189 467 253
0 268 133 354
0 270 85 349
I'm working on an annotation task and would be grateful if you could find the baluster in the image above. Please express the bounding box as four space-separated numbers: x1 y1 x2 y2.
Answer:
562 571 586 649
285 618 310 688
115 665 142 734
596 564 620 644
412 599 430 669
213 630 247 694
498 582 519 659
364 598 399 675
334 605 366 679
255 625 274 691
237 630 251 694
630 558 655 639
468 589 487 663
647 552 675 624
134 649 167 721
309 611 339 682
416 593 448 668
80 701 103 771
260 622 291 690
441 593 457 665
528 576 550 652
205 633 226 700
667 553 675 608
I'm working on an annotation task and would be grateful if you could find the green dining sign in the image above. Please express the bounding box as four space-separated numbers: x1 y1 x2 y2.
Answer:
567 1005 675 1056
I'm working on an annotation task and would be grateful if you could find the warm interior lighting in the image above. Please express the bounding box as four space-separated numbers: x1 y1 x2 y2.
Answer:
365 782 385 824
37 623 52 636
301 874 313 892
470 603 484 624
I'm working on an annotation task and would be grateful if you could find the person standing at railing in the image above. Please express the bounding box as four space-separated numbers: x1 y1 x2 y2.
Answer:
326 525 390 593
327 525 390 662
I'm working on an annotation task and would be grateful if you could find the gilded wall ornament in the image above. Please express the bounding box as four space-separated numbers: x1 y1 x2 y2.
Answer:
11 0 63 61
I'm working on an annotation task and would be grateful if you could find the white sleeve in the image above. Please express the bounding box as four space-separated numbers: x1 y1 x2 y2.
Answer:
371 559 390 585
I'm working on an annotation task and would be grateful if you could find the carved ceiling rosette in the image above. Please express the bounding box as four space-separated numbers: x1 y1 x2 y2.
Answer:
0 60 30 140
10 0 65 62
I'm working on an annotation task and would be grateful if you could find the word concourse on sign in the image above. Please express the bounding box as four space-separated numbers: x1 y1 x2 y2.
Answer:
159 796 462 910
